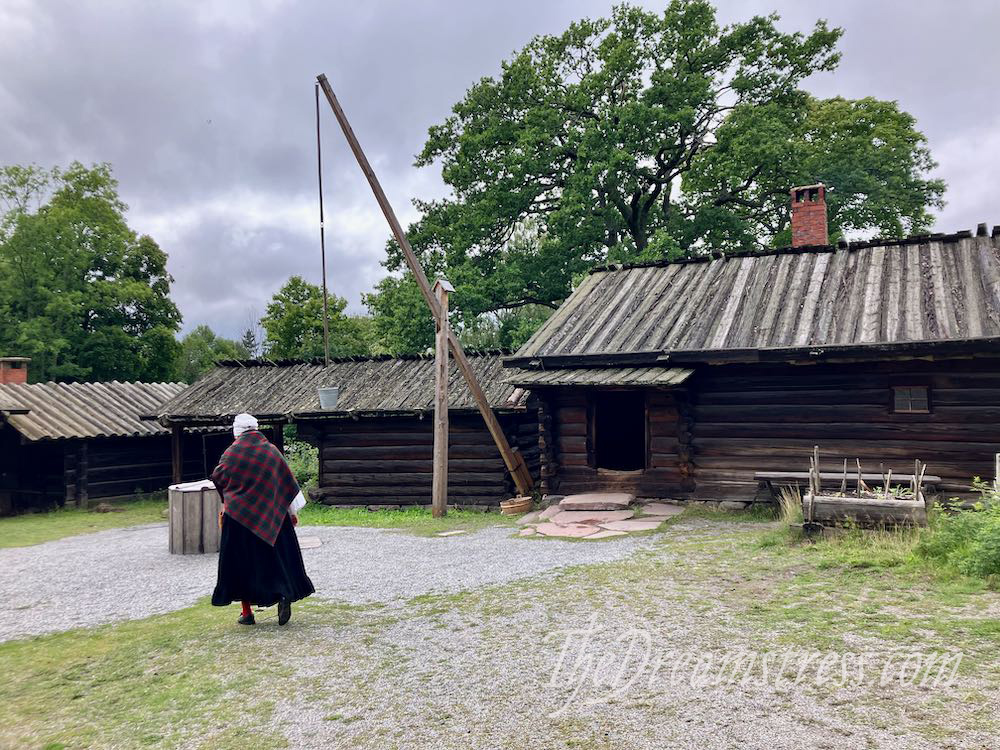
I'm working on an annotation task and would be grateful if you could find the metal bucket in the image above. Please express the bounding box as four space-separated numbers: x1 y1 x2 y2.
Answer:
318 386 340 410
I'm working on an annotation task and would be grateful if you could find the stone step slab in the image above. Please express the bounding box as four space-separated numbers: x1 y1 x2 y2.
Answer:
516 510 542 526
598 519 664 532
534 522 601 538
550 510 634 526
585 530 628 540
558 492 635 511
539 505 564 520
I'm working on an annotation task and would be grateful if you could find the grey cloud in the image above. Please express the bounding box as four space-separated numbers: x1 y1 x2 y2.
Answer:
1 0 997 338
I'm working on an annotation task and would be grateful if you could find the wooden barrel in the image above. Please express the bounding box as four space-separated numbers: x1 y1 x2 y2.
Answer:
168 480 222 554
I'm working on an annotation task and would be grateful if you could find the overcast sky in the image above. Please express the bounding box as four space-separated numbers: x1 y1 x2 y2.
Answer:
1 0 997 338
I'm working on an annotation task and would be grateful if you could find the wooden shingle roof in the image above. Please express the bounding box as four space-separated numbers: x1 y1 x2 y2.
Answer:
509 230 1000 366
156 352 531 425
0 381 186 442
505 366 693 388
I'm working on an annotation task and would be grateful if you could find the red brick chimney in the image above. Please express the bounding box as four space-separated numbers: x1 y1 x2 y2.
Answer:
0 357 30 385
790 184 828 247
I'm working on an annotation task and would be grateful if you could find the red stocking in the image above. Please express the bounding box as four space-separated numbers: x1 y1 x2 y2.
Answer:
241 601 253 617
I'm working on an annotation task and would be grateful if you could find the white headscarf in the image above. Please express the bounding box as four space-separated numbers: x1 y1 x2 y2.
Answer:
232 412 259 438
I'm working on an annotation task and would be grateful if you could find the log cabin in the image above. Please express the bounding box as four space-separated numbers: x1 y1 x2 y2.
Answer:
0 359 227 515
504 187 1000 502
153 353 538 509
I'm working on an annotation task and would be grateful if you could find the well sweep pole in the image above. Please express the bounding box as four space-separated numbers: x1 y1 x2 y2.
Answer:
315 73 532 495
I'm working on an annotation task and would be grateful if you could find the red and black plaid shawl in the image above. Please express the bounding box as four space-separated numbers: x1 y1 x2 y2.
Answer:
211 430 301 546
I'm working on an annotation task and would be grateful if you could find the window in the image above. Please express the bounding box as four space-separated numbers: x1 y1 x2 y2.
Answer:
893 386 929 414
591 392 647 471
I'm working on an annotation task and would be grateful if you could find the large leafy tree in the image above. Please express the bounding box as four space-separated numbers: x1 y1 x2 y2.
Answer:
174 325 249 383
368 1 944 351
0 163 182 382
261 276 374 360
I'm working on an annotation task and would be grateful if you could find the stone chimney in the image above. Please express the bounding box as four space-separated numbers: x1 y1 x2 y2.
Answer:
790 184 828 247
0 357 30 385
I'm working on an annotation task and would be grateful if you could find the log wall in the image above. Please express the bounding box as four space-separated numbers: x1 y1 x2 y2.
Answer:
541 389 692 497
305 411 539 508
689 358 1000 499
0 430 231 515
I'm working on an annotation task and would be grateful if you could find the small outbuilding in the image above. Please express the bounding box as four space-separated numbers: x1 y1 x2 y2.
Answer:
0 359 227 515
153 352 539 509
505 201 1000 501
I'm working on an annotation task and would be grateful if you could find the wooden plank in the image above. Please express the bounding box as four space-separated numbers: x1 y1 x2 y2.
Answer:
771 253 813 346
756 471 940 482
320 471 502 487
321 444 500 460
756 254 793 345
708 257 755 349
858 245 886 343
322 458 504 473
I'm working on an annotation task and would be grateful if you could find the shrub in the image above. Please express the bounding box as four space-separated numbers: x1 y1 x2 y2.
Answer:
917 479 1000 578
284 438 318 491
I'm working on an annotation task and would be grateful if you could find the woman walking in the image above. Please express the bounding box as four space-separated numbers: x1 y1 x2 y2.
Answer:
211 413 314 625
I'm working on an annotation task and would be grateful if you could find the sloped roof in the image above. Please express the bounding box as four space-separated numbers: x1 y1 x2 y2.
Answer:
510 230 1000 365
505 366 692 388
156 352 531 424
0 381 187 442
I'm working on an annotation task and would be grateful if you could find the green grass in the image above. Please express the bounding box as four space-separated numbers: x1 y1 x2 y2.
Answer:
0 596 348 750
2 514 998 747
0 495 167 549
297 503 516 535
660 502 778 525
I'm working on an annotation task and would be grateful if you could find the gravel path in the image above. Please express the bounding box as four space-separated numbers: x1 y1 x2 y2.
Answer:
264 521 1000 750
0 522 652 643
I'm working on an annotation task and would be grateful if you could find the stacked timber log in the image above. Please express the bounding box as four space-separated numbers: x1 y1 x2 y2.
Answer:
803 446 928 527
307 413 535 508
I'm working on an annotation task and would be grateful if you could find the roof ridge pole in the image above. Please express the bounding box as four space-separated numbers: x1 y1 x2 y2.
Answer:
315 83 331 365
315 73 533 495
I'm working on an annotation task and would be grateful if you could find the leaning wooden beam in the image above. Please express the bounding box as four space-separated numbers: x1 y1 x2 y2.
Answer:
316 73 533 495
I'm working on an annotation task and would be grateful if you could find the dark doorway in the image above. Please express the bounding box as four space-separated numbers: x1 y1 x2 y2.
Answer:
591 391 647 471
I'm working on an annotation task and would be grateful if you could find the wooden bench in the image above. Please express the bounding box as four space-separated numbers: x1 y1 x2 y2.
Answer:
753 471 941 503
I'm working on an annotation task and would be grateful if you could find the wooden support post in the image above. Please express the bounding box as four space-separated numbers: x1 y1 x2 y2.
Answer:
432 278 454 518
316 74 533 496
77 441 89 510
63 449 76 507
272 423 285 454
171 425 184 484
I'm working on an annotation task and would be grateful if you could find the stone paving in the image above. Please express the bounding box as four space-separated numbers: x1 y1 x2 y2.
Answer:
516 493 686 539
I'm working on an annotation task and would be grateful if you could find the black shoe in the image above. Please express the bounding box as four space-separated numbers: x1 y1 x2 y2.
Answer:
278 599 291 626
238 612 256 626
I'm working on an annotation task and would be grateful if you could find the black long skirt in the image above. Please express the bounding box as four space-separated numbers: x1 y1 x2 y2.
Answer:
211 513 315 607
